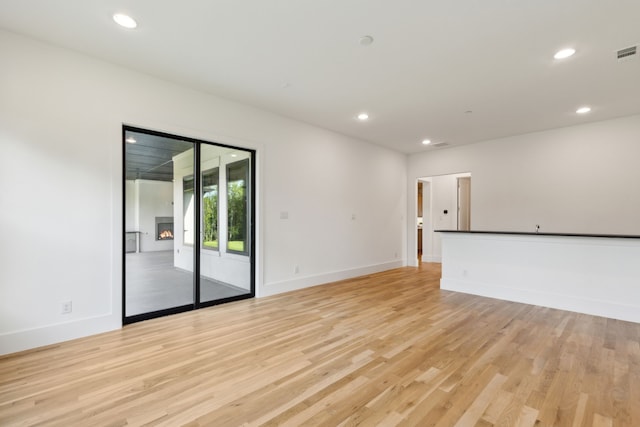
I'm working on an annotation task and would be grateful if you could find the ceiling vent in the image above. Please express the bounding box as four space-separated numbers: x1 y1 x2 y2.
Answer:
432 142 449 148
617 46 637 62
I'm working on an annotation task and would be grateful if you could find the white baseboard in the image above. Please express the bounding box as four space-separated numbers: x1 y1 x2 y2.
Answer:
422 255 441 263
2 261 406 354
259 260 405 297
0 314 120 356
441 278 640 324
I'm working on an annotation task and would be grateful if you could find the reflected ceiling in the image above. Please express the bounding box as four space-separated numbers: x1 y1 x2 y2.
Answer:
124 132 193 182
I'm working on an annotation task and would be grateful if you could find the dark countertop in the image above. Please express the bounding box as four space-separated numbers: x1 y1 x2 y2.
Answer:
434 230 640 239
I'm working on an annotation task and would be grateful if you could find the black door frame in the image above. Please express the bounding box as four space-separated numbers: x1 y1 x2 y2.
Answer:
122 125 256 325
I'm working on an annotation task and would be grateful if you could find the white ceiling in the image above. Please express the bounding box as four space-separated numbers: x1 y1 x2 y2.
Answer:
1 0 639 153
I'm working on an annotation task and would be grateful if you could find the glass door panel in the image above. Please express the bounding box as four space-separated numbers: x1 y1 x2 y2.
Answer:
124 128 195 321
199 144 252 304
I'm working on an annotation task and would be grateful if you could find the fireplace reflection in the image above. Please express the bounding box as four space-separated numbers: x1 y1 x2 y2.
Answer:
158 227 174 240
155 217 174 241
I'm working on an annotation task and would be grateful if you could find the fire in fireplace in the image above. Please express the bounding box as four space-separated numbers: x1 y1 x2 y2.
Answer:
155 217 174 241
158 228 174 240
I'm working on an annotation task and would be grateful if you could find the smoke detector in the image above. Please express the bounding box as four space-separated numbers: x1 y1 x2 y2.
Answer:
617 46 637 62
359 35 374 46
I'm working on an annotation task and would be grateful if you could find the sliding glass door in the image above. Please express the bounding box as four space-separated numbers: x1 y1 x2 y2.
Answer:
198 144 252 303
123 126 254 324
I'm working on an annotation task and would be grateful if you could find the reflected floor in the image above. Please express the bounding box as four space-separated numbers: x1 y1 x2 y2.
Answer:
125 250 249 316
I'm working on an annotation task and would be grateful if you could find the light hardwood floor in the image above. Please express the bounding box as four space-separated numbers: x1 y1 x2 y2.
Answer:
1 264 639 426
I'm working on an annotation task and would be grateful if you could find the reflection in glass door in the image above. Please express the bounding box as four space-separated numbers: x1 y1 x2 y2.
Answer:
123 126 254 324
199 145 252 303
124 130 195 321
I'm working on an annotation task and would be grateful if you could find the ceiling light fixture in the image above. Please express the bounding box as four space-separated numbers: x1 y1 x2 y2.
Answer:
357 113 369 121
576 106 591 114
113 13 137 29
554 48 576 59
421 139 431 145
125 136 137 144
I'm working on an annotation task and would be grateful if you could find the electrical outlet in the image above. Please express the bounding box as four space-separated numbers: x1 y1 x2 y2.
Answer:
294 265 299 274
61 300 72 314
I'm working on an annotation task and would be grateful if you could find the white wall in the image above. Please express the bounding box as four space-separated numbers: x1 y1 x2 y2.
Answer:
172 148 252 290
262 124 407 295
125 180 138 230
173 150 195 271
125 179 173 252
430 174 458 231
407 114 640 266
135 180 174 252
0 30 407 354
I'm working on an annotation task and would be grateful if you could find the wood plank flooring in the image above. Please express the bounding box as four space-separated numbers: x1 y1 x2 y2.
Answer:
1 263 639 426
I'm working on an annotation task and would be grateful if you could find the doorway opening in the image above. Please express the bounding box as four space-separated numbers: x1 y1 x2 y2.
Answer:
416 173 471 263
123 126 255 324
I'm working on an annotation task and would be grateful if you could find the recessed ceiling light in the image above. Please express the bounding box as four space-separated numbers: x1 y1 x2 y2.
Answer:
359 35 374 46
421 139 431 145
113 13 137 29
554 48 576 59
357 113 369 121
576 106 591 114
125 136 137 144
